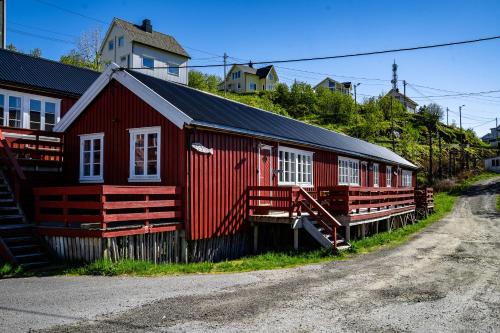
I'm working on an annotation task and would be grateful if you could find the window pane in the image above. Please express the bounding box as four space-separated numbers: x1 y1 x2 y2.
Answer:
93 150 100 164
147 161 157 175
45 102 56 114
93 163 101 176
83 151 90 164
168 64 180 76
8 96 21 128
84 164 91 176
0 94 4 125
30 111 41 129
135 161 144 175
143 57 154 68
290 153 296 182
93 139 100 151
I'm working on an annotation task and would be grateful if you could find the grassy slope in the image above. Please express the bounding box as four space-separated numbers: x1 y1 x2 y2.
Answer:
1 173 498 278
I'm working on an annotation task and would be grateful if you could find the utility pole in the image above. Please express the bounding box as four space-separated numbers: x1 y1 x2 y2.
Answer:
403 80 407 110
446 107 449 126
459 104 465 169
353 83 361 105
223 52 228 96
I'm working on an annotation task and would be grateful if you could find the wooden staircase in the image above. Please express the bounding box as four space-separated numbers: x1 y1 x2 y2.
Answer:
0 170 51 269
297 187 350 251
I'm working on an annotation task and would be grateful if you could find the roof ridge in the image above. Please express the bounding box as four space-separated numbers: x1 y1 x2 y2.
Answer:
0 48 100 74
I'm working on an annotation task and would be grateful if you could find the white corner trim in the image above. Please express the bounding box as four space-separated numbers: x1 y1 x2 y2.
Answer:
54 63 193 132
54 63 119 132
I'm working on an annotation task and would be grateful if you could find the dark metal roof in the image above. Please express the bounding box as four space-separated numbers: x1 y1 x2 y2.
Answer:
255 65 273 79
0 49 100 96
127 69 417 169
114 18 190 58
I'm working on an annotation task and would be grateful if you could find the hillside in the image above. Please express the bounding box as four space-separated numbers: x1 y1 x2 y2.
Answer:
188 71 495 185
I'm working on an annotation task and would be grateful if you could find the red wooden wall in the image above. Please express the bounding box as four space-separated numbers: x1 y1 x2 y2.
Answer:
63 80 186 187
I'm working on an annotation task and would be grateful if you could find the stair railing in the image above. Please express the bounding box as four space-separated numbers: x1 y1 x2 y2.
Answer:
0 129 27 202
298 187 342 250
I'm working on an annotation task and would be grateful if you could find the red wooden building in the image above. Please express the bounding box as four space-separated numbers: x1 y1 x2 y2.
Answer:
1 60 431 265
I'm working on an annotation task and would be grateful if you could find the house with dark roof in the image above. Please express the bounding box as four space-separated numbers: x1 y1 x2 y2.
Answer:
0 48 99 131
314 77 352 95
99 18 190 84
9 63 425 265
481 124 499 147
386 88 418 113
220 64 278 93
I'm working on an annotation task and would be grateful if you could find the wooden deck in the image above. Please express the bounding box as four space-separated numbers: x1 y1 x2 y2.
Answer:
33 185 184 238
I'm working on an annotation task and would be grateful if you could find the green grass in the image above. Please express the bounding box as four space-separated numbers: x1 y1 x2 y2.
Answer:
2 172 498 278
497 195 500 212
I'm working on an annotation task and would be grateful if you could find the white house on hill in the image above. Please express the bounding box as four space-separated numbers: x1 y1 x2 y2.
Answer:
99 18 190 84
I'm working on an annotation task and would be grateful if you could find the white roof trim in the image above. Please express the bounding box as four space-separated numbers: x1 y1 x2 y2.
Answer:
54 63 193 132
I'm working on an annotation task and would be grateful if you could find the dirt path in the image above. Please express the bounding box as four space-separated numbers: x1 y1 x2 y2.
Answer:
3 178 499 332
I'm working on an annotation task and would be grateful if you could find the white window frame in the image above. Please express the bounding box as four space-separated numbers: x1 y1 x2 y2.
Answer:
128 126 161 182
142 56 154 69
108 40 114 50
402 170 412 187
338 156 360 186
249 82 257 91
0 88 61 130
79 133 104 183
277 146 313 186
373 163 379 187
386 166 393 187
167 63 180 76
117 36 124 47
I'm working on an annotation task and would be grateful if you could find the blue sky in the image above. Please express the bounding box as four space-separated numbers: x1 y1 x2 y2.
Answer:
6 0 500 136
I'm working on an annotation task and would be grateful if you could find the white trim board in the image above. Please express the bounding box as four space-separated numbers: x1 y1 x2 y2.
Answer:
54 63 193 132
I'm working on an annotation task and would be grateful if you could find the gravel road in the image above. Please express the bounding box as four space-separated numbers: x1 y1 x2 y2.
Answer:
2 177 499 333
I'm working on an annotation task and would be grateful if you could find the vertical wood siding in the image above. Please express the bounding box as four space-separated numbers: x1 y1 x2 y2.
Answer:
63 80 186 187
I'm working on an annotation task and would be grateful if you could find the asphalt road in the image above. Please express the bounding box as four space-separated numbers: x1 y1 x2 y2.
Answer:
1 177 499 333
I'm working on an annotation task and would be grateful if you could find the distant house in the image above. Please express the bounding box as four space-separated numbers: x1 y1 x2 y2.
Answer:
481 125 499 147
386 89 418 113
484 156 500 173
99 18 190 84
314 77 352 95
220 64 278 93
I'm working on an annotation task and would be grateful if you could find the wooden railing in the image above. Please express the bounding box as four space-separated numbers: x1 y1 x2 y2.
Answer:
318 186 415 216
0 126 63 169
247 186 297 217
0 129 27 202
415 187 434 209
34 185 183 231
247 186 342 249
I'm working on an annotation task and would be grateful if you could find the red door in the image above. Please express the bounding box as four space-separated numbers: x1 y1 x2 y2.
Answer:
259 148 271 205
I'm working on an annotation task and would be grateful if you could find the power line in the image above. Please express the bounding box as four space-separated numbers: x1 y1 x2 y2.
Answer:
35 0 107 24
7 28 75 44
409 89 500 99
128 34 500 70
8 21 78 39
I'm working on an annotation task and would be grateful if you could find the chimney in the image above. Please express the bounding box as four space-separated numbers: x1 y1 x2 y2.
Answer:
248 61 253 68
141 19 152 33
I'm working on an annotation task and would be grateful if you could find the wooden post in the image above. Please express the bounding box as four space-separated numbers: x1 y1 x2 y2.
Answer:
253 224 259 253
293 228 299 250
344 224 350 243
361 224 366 239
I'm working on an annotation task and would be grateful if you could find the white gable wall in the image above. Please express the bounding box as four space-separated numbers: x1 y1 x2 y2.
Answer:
100 24 133 68
131 43 188 85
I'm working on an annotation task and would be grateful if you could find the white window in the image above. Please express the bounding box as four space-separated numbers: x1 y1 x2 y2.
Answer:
386 166 393 187
79 133 104 183
231 71 241 80
338 157 360 186
117 36 124 47
108 40 114 50
44 102 56 131
0 95 4 125
373 163 379 187
249 83 257 91
268 73 274 81
402 170 412 187
8 96 22 128
142 56 154 69
278 146 313 186
0 89 61 131
167 63 180 76
129 127 161 182
237 83 241 89
29 99 42 129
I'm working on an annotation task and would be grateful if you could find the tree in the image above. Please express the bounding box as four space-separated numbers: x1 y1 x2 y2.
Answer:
60 27 102 71
6 43 18 52
188 70 222 92
29 48 42 58
418 104 443 184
